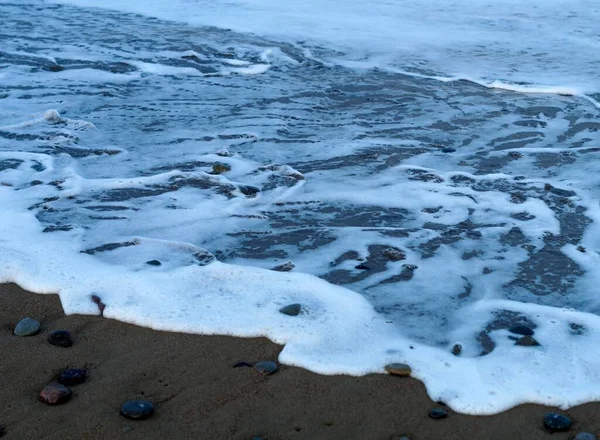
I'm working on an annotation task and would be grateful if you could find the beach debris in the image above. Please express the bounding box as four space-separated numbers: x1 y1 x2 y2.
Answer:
39 382 72 405
441 147 456 153
13 317 41 336
58 368 87 386
428 408 448 419
254 361 278 376
543 413 572 432
384 363 412 377
91 294 106 316
272 261 295 272
451 344 462 356
233 361 253 368
146 260 162 266
509 325 534 336
279 303 302 316
212 161 231 174
48 330 73 348
515 335 540 347
120 400 154 420
382 247 406 262
574 433 597 440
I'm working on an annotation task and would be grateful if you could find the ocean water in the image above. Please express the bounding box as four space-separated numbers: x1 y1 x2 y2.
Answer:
1 0 600 414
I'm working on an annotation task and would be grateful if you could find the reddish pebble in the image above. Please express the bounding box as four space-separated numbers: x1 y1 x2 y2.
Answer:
40 382 71 405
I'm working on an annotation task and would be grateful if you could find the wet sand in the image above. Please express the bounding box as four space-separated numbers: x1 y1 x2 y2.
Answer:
1 282 598 440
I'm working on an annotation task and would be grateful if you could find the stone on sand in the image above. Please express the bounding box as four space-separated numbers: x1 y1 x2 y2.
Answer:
254 361 278 376
120 400 155 420
13 317 41 336
58 368 87 386
543 413 572 432
39 383 71 405
48 330 73 347
385 363 412 377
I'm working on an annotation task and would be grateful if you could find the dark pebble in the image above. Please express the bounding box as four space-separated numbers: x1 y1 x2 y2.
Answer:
441 147 456 153
451 343 462 356
515 335 540 346
574 433 597 440
355 263 370 270
508 325 534 336
429 408 448 419
48 330 73 347
254 361 278 376
13 317 41 336
543 413 572 432
146 260 162 266
58 368 87 386
279 303 302 316
120 400 154 420
239 185 260 197
39 382 71 405
272 261 295 272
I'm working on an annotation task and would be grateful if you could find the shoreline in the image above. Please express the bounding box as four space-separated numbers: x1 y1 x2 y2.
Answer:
1 282 598 439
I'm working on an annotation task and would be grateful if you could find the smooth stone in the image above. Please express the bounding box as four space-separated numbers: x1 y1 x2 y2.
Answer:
441 147 456 153
58 368 87 386
385 363 412 377
279 303 302 316
429 408 448 419
146 260 161 266
39 382 71 405
48 330 73 347
515 335 540 346
13 317 41 336
254 361 278 376
543 413 572 432
574 433 597 440
212 161 231 174
120 400 155 420
272 261 295 272
451 343 462 356
509 325 534 336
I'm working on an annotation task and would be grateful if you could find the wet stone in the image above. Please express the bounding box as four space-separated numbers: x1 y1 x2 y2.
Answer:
13 317 41 336
254 361 278 376
515 335 540 346
441 147 456 153
146 260 162 266
451 343 462 356
279 303 302 316
120 400 155 420
385 363 411 377
543 413 572 432
382 248 406 261
429 408 448 419
58 368 87 386
272 261 295 272
212 161 231 174
509 325 534 336
574 433 597 440
48 330 73 347
39 382 71 405
355 263 370 270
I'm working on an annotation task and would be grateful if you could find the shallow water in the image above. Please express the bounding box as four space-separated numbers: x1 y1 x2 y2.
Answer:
2 0 600 414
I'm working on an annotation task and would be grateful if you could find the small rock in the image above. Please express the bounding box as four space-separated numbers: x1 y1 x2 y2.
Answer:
216 148 233 157
441 147 456 153
212 162 231 174
515 335 540 346
451 343 462 356
482 267 492 274
279 304 302 316
91 294 106 315
574 433 597 440
48 330 73 348
238 185 260 197
577 245 586 253
39 383 71 405
146 260 162 266
382 248 406 262
543 413 572 432
429 408 448 419
58 368 87 386
384 363 411 377
509 325 534 336
355 263 370 270
13 317 41 336
120 400 155 420
254 361 278 376
272 261 295 272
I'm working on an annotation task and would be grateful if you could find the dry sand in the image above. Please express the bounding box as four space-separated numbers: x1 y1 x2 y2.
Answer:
1 282 599 439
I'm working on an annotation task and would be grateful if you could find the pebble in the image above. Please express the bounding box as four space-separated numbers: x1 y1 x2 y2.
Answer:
429 408 448 419
48 330 73 347
120 400 155 420
13 317 41 336
212 162 231 174
441 147 456 153
254 361 278 376
272 261 295 272
384 363 412 377
39 383 72 405
146 260 162 266
515 335 540 346
279 303 302 316
451 344 462 356
543 413 572 432
574 433 597 440
382 248 405 261
508 325 534 336
58 368 87 386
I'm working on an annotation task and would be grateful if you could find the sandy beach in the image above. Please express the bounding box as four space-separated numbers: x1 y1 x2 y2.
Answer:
0 282 597 439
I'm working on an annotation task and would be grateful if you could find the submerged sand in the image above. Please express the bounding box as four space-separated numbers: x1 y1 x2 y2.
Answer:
1 282 598 439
